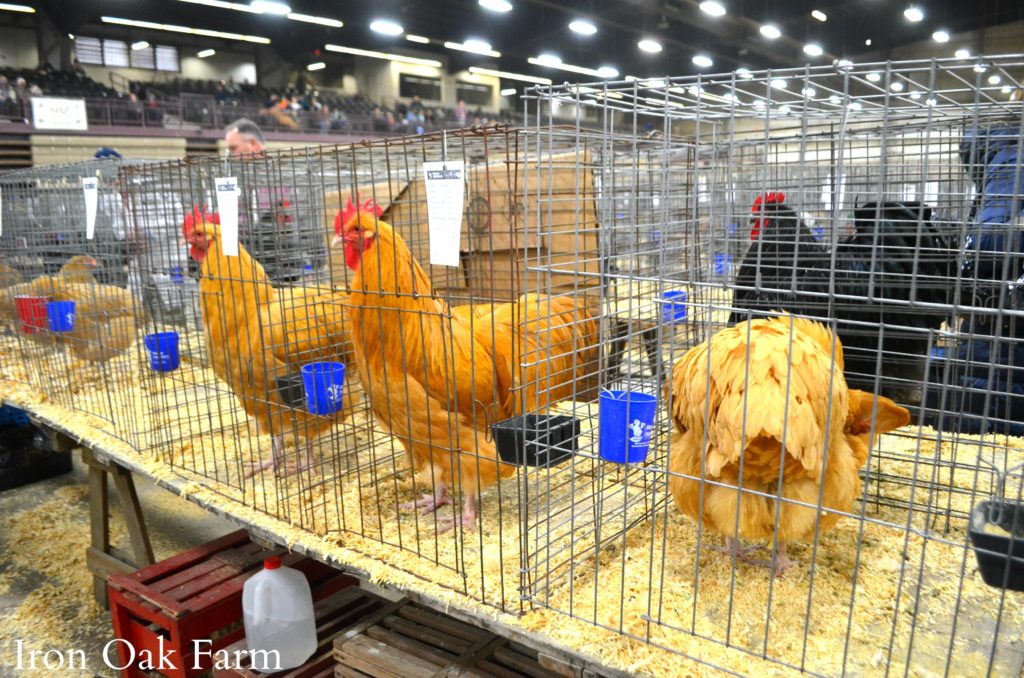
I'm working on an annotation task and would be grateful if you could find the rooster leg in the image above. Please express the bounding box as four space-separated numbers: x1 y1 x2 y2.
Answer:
436 493 478 533
399 483 451 514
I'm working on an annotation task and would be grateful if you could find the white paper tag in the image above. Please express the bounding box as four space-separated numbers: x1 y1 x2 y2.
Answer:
423 161 465 267
215 177 240 257
82 177 98 240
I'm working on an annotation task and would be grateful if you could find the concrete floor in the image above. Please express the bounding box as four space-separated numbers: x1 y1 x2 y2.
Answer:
0 453 236 677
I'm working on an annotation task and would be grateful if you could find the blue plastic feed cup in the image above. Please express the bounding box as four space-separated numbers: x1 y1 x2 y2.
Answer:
301 362 346 415
714 252 731 276
599 390 658 464
46 301 75 332
662 290 688 324
144 331 180 372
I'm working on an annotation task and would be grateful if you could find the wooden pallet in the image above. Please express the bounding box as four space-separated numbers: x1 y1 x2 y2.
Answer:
334 599 595 678
214 586 393 677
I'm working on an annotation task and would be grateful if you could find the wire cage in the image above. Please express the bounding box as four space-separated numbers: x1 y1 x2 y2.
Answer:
120 126 604 612
0 158 148 444
518 56 1024 675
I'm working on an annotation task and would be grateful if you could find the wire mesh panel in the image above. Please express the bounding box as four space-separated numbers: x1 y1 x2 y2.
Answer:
121 127 602 612
0 158 148 445
520 56 1024 676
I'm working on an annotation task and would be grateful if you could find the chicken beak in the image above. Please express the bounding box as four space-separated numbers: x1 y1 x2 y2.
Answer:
179 237 187 247
331 234 344 248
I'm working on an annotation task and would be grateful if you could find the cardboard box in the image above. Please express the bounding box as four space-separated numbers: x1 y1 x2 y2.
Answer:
465 243 601 302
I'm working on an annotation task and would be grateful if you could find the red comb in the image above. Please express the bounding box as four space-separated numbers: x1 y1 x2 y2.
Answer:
749 192 785 240
334 196 383 235
182 205 219 236
751 191 786 213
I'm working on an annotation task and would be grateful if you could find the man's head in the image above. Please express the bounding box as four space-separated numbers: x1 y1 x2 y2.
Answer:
224 118 266 157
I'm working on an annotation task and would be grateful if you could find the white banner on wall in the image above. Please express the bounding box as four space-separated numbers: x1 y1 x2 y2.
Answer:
32 97 88 131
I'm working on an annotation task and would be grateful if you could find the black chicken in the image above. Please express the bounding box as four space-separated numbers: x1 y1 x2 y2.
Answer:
728 192 959 407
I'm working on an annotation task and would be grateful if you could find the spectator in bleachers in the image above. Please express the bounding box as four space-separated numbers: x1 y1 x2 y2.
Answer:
455 100 467 125
0 76 15 117
72 59 87 79
213 82 230 104
224 117 266 157
145 92 163 124
410 95 423 113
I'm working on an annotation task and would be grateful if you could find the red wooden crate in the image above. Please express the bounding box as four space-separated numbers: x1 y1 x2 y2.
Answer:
108 529 356 678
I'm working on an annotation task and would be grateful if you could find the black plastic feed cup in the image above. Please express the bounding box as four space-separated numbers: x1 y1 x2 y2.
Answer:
969 499 1024 592
492 414 580 467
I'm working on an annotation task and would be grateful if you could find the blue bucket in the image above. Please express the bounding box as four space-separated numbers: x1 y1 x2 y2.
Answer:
599 390 658 464
662 290 688 324
143 331 180 372
46 300 75 332
301 361 346 415
714 252 731 276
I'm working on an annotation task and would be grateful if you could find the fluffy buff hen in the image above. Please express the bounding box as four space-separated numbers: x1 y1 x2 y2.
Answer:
333 198 598 530
0 255 145 362
182 207 353 476
667 316 909 575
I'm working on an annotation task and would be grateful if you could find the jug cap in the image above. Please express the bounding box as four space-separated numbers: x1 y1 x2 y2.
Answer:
264 556 282 570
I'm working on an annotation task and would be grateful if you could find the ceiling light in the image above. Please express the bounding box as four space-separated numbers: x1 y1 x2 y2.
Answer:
250 0 290 14
569 19 597 35
771 78 787 89
370 19 403 36
468 66 551 84
866 71 881 82
932 30 949 43
101 16 271 43
638 39 662 53
811 9 827 21
692 54 713 68
802 86 816 97
926 97 937 106
955 48 970 59
736 67 753 79
890 81 904 92
865 38 872 46
324 44 441 67
479 0 512 12
444 40 501 57
287 13 342 27
910 91 922 99
0 3 35 12
406 34 429 43
903 5 923 22
528 55 617 78
131 41 150 50
973 63 987 73
849 101 863 110
197 49 216 58
500 87 516 96
988 74 1002 84
176 0 260 12
836 58 853 69
778 104 791 114
829 94 841 104
1002 85 1012 94
307 62 325 71
803 43 823 57
699 1 726 17
68 33 75 39
760 24 781 39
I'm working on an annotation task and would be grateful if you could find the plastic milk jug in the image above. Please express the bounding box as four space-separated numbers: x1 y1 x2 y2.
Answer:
242 556 317 670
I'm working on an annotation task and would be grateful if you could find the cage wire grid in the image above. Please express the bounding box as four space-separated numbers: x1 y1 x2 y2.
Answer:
0 158 150 448
514 55 1024 676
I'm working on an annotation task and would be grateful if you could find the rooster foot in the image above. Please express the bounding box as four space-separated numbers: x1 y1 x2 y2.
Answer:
434 494 478 534
713 537 764 560
400 490 450 515
244 456 299 479
770 543 794 577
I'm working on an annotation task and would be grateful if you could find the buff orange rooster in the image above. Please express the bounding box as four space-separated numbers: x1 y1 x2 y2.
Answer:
667 315 909 575
332 198 598 530
182 207 353 477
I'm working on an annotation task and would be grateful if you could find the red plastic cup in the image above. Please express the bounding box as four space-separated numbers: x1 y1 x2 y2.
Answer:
14 295 50 334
